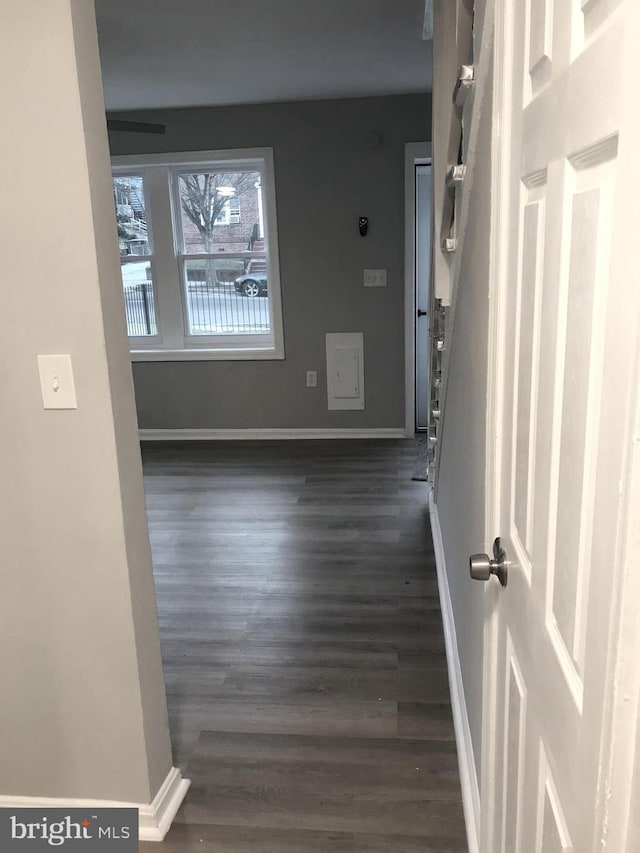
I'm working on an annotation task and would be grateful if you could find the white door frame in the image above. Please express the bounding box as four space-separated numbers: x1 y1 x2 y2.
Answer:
404 141 433 437
480 0 507 844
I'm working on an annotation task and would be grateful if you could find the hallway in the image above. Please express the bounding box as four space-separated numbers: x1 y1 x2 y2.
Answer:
140 439 467 851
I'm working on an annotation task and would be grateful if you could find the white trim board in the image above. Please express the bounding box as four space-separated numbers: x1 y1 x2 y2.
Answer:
139 428 408 441
0 767 190 843
429 492 481 853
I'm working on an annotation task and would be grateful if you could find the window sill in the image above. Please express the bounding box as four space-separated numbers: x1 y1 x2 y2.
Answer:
130 345 284 362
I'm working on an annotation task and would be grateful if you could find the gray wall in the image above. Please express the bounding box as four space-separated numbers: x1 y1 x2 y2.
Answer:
108 94 431 430
435 37 494 780
0 0 172 802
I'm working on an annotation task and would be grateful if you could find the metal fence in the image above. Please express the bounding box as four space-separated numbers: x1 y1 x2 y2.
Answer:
185 283 270 335
123 283 158 337
122 282 271 337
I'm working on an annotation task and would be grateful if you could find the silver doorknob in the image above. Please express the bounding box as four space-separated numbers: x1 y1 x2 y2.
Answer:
469 537 508 587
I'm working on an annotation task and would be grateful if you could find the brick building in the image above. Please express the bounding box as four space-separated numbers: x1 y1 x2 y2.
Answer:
182 183 263 255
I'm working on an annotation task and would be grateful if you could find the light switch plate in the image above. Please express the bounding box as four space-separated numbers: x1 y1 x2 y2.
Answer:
363 268 387 287
37 354 78 409
306 370 318 388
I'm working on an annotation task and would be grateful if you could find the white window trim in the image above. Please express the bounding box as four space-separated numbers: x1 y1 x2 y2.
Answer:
111 148 284 361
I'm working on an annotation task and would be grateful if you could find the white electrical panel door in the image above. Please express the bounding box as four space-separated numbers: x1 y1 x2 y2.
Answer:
326 332 364 410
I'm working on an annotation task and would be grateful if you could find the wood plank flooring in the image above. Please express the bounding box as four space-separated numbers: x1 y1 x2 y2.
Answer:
140 440 466 852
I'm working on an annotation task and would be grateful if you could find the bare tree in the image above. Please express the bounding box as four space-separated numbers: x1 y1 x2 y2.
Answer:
179 172 257 287
180 172 256 247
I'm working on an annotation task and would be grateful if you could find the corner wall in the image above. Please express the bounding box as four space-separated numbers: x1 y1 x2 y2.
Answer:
108 94 430 430
0 0 174 809
432 0 494 787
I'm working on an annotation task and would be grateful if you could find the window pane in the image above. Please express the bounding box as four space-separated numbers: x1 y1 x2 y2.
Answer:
183 258 270 336
120 261 158 336
113 176 149 256
177 171 263 254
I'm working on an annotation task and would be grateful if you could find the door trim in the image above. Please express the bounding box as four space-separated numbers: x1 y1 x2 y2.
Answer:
481 0 509 846
404 141 432 437
429 492 481 853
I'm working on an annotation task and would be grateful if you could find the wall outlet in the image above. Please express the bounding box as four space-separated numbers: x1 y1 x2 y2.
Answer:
363 268 387 287
306 370 318 388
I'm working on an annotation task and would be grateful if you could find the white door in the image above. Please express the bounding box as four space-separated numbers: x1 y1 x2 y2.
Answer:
481 1 640 851
415 163 433 430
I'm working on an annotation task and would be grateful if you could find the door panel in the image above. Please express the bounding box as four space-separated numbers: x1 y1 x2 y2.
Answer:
526 0 553 92
551 151 615 678
502 638 527 853
539 759 573 853
485 1 638 850
512 182 545 564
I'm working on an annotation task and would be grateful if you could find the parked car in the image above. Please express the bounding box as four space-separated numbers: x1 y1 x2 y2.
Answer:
234 272 268 297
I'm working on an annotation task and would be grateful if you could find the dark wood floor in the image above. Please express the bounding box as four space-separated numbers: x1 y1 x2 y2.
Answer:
140 440 466 852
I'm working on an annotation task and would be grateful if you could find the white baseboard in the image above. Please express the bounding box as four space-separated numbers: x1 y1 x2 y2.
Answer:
139 427 408 441
139 767 190 842
429 492 481 853
0 767 190 843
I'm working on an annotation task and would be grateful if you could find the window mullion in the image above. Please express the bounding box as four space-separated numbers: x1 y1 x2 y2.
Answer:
144 166 184 348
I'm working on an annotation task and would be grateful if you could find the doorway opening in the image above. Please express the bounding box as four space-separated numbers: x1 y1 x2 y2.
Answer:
415 162 433 431
404 143 433 435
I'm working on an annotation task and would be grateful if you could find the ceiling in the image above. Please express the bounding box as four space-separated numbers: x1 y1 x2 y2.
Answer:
95 0 432 112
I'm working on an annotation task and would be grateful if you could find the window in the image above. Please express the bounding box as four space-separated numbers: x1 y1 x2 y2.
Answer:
112 175 158 341
110 149 284 360
214 195 241 225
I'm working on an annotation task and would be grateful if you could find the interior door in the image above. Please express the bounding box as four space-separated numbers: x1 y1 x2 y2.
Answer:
415 163 432 431
481 2 640 851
